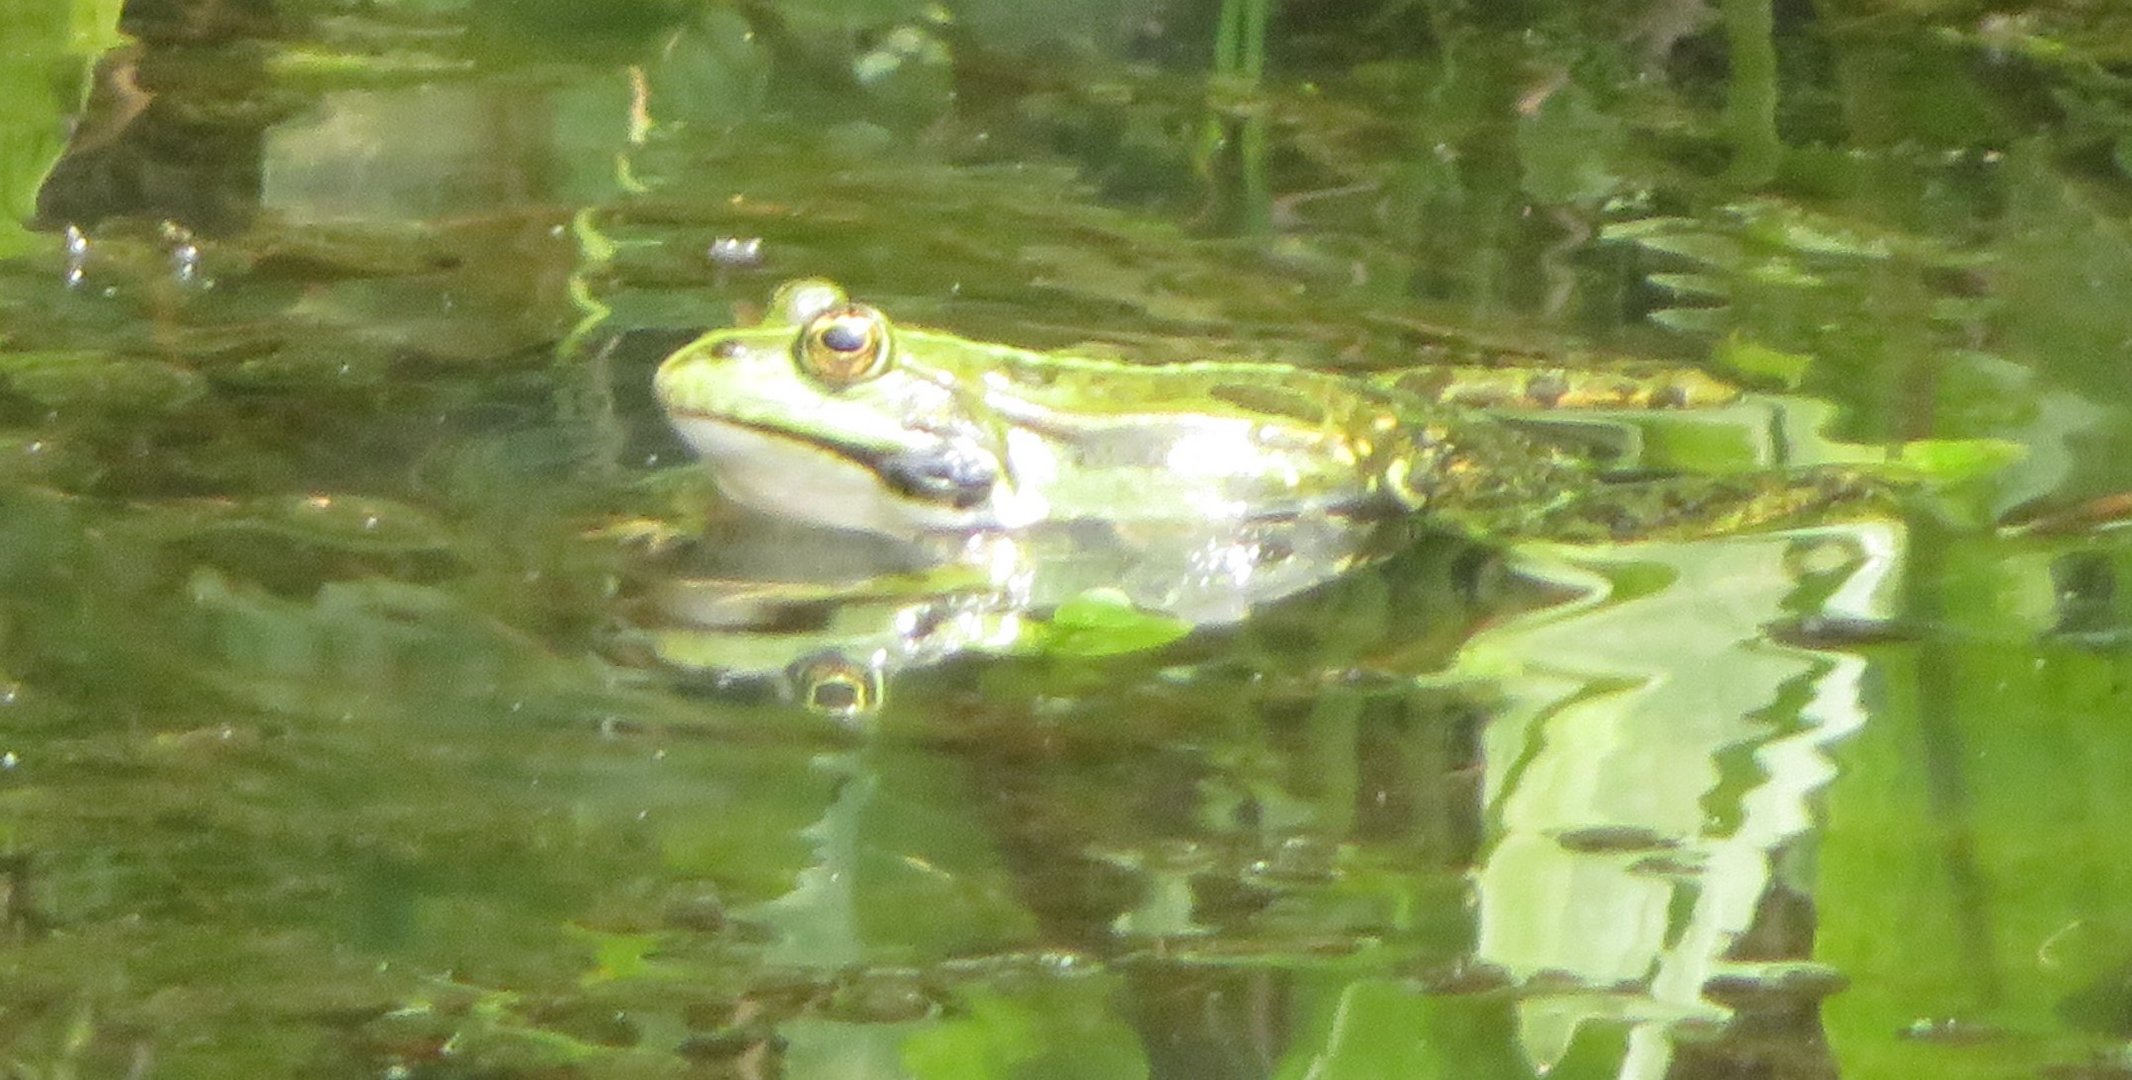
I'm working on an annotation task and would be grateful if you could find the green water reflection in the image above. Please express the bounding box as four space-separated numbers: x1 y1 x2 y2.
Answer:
4 0 2132 1077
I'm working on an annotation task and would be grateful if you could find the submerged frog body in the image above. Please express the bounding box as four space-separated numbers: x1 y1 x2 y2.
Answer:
648 280 1887 716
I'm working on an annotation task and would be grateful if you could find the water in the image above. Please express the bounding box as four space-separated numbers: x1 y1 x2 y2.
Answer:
3 1 2131 1077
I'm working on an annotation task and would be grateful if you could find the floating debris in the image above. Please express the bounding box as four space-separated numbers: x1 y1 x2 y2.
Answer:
1553 824 1683 854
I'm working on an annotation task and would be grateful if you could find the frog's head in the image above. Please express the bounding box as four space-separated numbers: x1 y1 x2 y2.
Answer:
656 280 1026 536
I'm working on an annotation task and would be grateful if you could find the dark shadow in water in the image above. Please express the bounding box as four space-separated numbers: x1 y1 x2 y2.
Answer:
34 0 285 236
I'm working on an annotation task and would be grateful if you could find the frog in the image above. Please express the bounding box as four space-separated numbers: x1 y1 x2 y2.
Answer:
643 279 1894 718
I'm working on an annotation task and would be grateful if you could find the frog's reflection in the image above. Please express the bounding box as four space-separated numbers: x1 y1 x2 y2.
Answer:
633 506 1441 720
676 524 1897 1080
35 0 284 236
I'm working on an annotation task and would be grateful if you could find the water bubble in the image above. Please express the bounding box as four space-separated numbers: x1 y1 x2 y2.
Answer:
707 236 765 269
162 222 204 286
62 225 88 288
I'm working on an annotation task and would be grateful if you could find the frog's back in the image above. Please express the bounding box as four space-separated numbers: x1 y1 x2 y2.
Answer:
909 331 1581 528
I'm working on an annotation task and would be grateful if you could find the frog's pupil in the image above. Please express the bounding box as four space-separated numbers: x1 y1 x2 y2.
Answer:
822 321 868 353
811 678 859 713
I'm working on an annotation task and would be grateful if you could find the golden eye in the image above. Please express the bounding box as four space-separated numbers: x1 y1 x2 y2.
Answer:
796 305 892 385
787 651 883 719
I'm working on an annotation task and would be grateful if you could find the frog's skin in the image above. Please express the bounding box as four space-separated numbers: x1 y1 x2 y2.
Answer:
660 282 1739 538
648 280 1886 716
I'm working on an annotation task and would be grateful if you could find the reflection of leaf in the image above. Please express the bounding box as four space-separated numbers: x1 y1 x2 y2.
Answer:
1726 199 1974 267
1741 258 1822 288
568 924 672 985
1716 336 1813 389
778 0 937 20
1648 306 1732 335
1516 84 1624 205
1820 528 2132 1079
1738 212 1892 260
1024 588 1193 658
1646 272 1730 300
1272 978 1505 1080
647 7 771 131
1599 216 1700 241
903 984 1149 1080
1627 229 1749 271
1897 438 2026 483
176 493 461 555
1017 244 1225 325
902 993 1040 1080
1 350 206 413
0 0 121 257
264 47 474 83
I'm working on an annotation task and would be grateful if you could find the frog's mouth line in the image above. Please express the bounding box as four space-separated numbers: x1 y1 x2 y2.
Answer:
669 409 896 473
669 412 996 509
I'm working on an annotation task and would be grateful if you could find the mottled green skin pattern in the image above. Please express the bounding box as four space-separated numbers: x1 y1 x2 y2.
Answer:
658 317 1596 535
654 282 1890 544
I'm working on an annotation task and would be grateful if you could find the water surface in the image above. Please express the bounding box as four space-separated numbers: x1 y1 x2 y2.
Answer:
3 2 2131 1077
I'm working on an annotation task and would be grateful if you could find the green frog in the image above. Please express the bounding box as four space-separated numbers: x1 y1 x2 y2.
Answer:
646 280 1891 717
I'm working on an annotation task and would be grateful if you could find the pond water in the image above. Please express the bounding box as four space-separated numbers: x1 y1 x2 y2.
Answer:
5 1 2132 1077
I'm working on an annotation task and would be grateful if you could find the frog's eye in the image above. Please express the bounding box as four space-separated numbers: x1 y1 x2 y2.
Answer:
786 650 883 720
796 305 892 385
